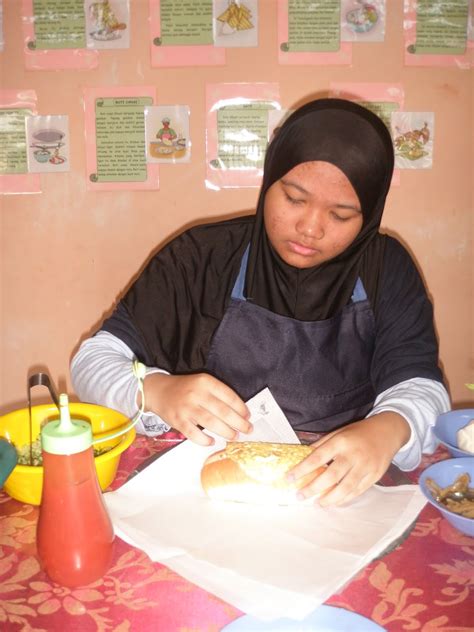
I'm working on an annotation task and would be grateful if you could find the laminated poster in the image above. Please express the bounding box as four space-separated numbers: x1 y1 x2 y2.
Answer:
341 0 386 42
329 82 404 128
206 83 280 189
150 0 225 67
0 90 41 194
22 0 98 69
0 0 4 52
85 0 130 50
213 0 258 47
404 0 471 68
145 105 191 164
469 0 474 48
84 86 159 191
267 109 293 143
392 112 434 170
26 115 70 173
277 0 352 65
30 0 87 49
354 99 400 131
330 82 405 185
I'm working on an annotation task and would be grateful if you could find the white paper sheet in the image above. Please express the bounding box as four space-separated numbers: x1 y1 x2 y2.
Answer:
105 388 426 621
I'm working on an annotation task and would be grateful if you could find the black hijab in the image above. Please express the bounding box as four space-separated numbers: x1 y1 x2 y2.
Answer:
245 98 395 320
119 98 394 372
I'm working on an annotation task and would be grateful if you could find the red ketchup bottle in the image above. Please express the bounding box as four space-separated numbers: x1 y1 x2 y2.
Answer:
37 394 114 587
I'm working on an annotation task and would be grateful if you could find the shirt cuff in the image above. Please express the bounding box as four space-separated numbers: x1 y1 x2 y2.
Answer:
365 377 450 471
133 367 171 437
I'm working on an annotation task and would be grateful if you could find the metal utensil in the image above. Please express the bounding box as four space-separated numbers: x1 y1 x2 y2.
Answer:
27 372 60 466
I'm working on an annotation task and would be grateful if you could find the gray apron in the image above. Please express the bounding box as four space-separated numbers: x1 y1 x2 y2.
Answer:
205 247 376 432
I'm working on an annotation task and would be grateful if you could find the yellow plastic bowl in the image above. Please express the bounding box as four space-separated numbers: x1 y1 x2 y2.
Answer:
0 402 135 506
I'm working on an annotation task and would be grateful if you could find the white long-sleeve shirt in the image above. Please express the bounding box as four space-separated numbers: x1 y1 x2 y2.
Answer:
71 330 450 471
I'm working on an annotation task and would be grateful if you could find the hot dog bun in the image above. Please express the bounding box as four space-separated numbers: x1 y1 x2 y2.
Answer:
201 441 326 505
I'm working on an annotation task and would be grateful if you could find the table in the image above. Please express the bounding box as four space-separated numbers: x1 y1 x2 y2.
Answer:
1 435 472 631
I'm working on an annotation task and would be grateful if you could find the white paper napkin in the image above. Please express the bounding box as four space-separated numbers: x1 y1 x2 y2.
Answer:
105 388 426 621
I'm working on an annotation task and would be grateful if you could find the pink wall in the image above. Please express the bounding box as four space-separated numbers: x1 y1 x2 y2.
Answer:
1 1 472 413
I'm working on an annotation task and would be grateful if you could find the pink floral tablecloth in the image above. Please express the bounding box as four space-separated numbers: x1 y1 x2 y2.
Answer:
1 436 472 632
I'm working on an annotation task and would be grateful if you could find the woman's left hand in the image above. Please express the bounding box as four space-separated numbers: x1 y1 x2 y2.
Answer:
287 412 411 507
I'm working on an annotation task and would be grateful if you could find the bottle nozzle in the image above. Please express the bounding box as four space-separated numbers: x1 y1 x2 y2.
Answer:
41 394 92 455
59 393 74 431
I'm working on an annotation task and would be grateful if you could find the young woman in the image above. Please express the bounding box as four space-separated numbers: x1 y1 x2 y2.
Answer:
71 98 449 506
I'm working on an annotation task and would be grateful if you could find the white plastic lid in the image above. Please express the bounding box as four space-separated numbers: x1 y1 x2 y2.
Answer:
41 394 92 455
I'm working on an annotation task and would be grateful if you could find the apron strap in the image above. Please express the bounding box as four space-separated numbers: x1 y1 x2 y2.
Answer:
231 244 367 303
351 277 367 302
231 244 250 299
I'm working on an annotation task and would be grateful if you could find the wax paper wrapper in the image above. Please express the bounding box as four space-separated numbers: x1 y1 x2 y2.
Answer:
105 388 426 621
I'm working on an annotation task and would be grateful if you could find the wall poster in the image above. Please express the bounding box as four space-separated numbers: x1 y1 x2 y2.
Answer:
277 0 352 65
85 0 130 50
392 112 435 169
83 86 159 191
206 83 281 189
267 108 293 143
213 0 258 47
0 0 4 52
21 1 130 69
341 0 386 42
404 0 471 68
0 89 41 194
329 82 404 126
329 82 405 184
26 115 70 173
150 0 226 67
144 105 191 164
468 0 474 50
21 0 99 69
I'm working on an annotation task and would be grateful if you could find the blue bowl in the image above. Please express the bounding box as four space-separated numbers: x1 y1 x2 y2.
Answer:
434 409 474 458
419 457 474 537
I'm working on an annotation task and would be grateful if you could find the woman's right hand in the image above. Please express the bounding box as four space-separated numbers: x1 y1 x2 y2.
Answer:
143 373 252 446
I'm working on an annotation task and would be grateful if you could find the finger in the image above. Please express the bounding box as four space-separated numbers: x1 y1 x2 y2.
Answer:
287 443 336 482
175 418 215 447
206 394 253 435
309 429 340 448
317 469 373 507
187 375 252 434
209 380 251 424
296 458 349 500
195 406 240 441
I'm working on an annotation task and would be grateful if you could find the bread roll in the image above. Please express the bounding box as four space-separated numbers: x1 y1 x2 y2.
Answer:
457 419 474 453
201 441 326 505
